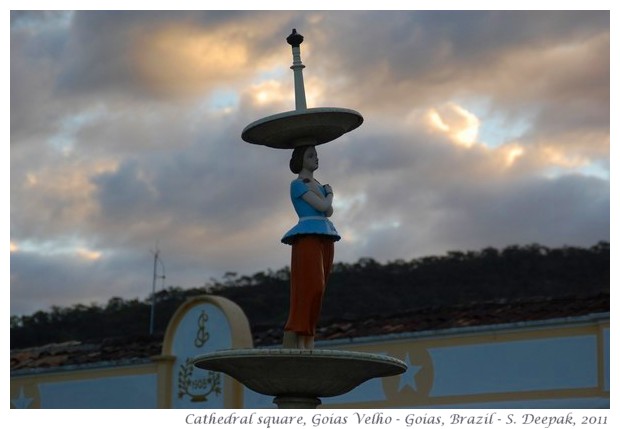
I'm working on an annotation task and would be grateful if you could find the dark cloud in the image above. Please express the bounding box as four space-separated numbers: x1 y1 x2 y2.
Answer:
49 11 297 100
433 174 609 250
307 11 608 97
304 10 609 156
93 160 158 220
9 244 175 317
335 170 610 263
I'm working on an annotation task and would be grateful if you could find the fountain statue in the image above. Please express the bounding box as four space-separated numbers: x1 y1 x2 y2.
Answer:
194 29 406 409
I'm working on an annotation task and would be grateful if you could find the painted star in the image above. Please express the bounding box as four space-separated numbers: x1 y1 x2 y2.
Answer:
398 353 423 392
11 387 34 409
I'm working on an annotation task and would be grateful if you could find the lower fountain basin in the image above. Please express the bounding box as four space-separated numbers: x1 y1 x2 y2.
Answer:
193 348 406 403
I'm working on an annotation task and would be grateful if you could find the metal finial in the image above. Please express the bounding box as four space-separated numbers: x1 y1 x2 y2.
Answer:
286 28 304 47
287 28 307 110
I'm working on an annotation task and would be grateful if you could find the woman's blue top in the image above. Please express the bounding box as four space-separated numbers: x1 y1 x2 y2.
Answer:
281 178 341 245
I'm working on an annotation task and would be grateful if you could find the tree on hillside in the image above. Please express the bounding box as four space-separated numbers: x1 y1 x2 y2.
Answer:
10 242 609 349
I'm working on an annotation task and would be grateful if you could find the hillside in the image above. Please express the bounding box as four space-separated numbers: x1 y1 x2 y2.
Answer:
10 242 610 350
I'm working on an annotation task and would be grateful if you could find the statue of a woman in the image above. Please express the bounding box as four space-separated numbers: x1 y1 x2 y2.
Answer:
281 145 340 349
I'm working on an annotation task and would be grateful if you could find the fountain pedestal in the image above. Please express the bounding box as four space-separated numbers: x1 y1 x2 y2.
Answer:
193 349 406 408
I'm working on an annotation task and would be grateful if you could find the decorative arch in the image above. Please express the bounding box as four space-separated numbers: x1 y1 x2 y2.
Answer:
162 295 253 355
156 295 253 408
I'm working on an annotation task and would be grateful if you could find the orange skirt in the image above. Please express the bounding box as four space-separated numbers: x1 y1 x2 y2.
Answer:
284 235 334 336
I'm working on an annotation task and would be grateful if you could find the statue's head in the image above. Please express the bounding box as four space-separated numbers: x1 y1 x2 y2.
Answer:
289 145 317 174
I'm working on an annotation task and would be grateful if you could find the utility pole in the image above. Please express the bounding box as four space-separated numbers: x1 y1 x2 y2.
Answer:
149 247 165 335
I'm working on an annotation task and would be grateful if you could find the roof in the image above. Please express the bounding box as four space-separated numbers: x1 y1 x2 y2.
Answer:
11 293 609 374
10 335 163 374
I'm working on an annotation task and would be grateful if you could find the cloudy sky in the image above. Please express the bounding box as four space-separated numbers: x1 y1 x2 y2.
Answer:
9 9 610 316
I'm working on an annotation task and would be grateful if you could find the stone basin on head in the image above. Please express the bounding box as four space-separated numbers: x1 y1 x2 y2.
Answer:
241 108 364 149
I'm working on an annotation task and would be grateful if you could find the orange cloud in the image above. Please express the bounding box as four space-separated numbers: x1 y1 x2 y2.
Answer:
134 24 249 97
76 247 102 261
17 160 118 233
425 103 480 147
250 79 290 107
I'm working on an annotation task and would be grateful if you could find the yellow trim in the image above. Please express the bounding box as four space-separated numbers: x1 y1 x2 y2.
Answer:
11 362 157 383
327 387 605 409
596 322 610 395
336 322 602 353
153 355 175 408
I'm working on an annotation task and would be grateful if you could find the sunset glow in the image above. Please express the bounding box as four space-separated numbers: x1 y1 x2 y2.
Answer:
425 103 481 148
